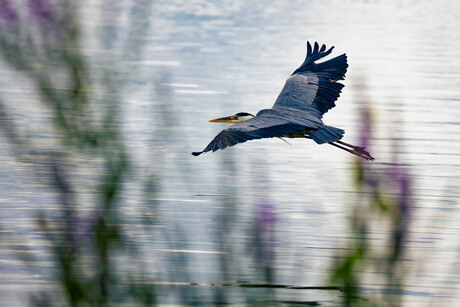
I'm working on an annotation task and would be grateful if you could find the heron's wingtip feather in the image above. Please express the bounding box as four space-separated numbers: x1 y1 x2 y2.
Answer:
319 44 324 52
293 41 338 75
191 151 203 156
307 42 312 57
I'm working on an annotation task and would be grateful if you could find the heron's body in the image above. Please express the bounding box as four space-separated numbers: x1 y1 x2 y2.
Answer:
192 42 374 161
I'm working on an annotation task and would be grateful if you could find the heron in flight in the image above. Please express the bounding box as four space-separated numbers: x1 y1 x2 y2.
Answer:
192 42 374 161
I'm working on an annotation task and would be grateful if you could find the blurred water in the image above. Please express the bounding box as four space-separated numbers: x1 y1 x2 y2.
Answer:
1 0 460 305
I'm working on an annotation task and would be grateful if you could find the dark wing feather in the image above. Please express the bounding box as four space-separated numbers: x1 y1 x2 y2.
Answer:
273 41 348 115
194 110 322 155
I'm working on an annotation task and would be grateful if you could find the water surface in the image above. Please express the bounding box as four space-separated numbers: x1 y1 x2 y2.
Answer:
1 0 460 305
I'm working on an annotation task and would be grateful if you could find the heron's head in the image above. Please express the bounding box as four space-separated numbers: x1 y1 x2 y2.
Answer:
209 112 255 124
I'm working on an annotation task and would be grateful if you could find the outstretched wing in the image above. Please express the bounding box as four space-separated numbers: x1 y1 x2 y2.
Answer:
192 109 322 156
273 42 348 115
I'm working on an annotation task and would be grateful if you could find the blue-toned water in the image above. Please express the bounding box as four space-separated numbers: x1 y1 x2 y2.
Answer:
1 0 460 305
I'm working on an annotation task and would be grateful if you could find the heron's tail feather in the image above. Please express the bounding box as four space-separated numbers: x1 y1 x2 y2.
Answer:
308 125 344 144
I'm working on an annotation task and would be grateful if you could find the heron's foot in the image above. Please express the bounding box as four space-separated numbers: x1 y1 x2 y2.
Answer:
336 140 375 161
352 146 374 161
330 141 375 161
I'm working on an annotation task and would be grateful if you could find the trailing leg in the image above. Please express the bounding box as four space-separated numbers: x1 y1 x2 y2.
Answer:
329 141 374 161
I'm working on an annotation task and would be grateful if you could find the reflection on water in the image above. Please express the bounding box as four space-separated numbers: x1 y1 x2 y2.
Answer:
1 0 460 305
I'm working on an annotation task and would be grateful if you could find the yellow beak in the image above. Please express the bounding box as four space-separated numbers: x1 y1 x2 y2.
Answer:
209 116 236 123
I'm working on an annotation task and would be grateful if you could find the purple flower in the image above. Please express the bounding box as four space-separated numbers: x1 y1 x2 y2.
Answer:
28 0 55 24
0 0 19 26
74 216 96 247
358 107 372 149
392 169 412 260
256 202 277 228
398 172 411 218
253 202 277 262
389 165 412 219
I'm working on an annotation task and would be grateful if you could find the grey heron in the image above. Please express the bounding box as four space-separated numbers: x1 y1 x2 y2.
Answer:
192 42 374 161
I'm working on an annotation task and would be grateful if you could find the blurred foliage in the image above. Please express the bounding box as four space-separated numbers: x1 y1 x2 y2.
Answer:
0 1 422 306
0 0 155 306
330 106 412 307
